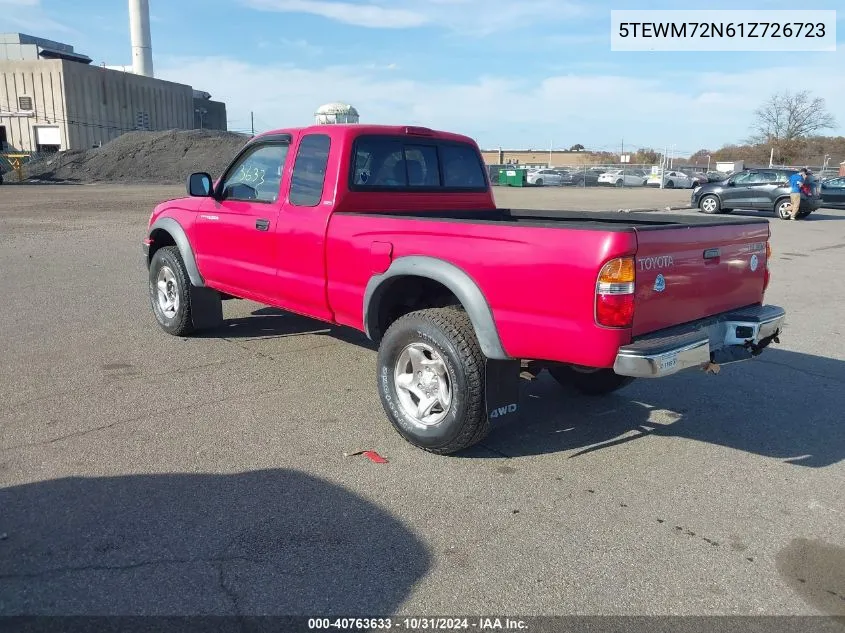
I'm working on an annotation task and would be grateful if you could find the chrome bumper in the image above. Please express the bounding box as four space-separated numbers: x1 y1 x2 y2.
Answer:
613 305 785 378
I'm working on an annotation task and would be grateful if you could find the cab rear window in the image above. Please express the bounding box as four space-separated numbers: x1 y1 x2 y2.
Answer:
350 136 487 192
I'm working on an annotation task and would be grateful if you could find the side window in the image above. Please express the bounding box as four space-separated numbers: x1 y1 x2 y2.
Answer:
732 172 753 185
440 144 486 188
747 171 771 184
290 134 331 207
220 143 289 203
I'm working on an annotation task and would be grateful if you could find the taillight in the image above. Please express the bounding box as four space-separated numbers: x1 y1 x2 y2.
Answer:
764 241 771 292
596 256 635 328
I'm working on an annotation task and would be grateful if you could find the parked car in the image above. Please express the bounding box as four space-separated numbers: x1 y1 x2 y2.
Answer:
820 176 845 209
142 123 786 455
563 169 601 187
691 168 821 219
646 170 695 189
526 169 568 186
683 171 708 187
597 169 644 187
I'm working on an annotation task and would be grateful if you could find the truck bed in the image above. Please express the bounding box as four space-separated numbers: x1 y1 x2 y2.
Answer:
342 207 769 231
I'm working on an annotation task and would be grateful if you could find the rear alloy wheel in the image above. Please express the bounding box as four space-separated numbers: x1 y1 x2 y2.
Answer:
548 365 635 396
534 178 544 186
665 180 675 189
699 194 721 214
377 307 488 455
615 179 624 187
775 199 793 220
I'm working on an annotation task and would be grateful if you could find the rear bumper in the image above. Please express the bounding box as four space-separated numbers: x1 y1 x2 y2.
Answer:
613 305 785 378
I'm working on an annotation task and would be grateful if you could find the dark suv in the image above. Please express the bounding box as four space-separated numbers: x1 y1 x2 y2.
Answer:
691 168 821 220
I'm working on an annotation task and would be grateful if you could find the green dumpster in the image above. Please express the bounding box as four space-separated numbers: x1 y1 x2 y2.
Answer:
499 168 527 187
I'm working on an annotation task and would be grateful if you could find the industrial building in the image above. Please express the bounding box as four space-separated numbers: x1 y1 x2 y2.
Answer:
0 1 226 154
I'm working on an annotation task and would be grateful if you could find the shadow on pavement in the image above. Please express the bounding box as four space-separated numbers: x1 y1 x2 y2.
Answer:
721 208 845 221
190 308 843 468
197 307 376 350
0 469 430 615
471 348 845 468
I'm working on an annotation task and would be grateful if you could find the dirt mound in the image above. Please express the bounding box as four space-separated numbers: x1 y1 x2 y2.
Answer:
25 129 251 184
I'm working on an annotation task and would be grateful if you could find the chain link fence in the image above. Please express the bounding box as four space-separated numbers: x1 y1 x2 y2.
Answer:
488 163 715 188
0 150 60 182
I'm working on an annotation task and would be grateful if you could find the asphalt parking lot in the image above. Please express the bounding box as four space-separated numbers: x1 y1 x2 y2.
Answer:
1 183 843 617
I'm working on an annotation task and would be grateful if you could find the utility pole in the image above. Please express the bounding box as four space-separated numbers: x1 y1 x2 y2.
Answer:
621 138 625 188
251 111 255 137
548 140 553 167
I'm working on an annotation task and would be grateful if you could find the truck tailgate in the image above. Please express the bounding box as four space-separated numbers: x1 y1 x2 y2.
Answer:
632 222 769 337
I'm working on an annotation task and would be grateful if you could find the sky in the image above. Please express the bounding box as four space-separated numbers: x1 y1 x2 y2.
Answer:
2 0 843 155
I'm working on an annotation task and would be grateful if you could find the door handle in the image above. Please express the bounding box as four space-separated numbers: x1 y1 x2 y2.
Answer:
255 219 270 232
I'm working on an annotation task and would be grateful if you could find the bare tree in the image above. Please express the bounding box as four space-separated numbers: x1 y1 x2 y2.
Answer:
749 91 836 162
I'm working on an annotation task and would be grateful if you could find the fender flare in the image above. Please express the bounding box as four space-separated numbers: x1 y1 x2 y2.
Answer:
363 256 509 360
148 217 205 287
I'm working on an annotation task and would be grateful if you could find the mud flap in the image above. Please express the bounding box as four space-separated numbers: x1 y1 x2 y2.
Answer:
190 286 223 330
485 359 522 423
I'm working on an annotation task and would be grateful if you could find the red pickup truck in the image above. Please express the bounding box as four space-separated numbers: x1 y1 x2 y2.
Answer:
143 124 785 455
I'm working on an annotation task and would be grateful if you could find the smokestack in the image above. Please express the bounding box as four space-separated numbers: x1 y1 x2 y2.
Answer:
129 0 154 77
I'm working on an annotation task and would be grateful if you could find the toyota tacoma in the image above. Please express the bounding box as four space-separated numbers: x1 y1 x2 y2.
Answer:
143 124 786 454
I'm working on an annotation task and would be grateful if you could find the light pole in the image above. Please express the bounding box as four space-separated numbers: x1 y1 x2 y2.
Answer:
707 154 711 171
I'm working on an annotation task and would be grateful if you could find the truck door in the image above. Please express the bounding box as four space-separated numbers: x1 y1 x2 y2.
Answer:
193 139 291 303
273 133 335 321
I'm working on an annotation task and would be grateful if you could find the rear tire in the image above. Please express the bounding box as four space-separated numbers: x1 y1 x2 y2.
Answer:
548 365 635 396
666 180 675 189
149 246 195 337
699 194 721 214
615 179 623 187
376 308 488 455
775 198 793 220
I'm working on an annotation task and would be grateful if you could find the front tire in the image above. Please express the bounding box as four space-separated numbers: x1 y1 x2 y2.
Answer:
548 365 634 396
376 308 488 455
149 246 195 337
699 194 721 214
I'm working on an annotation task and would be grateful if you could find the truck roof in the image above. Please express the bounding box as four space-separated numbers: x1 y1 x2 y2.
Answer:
253 124 479 146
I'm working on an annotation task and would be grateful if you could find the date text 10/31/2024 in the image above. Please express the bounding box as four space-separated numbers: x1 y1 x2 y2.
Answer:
308 618 529 630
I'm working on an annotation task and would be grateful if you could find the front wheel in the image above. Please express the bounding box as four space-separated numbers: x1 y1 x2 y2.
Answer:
548 365 634 396
149 246 195 337
377 308 488 455
699 194 721 214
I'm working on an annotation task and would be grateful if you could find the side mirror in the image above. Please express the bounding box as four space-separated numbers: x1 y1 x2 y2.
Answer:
187 172 213 197
726 179 735 186
821 182 828 189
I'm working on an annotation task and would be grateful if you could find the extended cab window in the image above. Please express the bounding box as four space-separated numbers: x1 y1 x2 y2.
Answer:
220 143 289 203
351 136 486 191
290 134 331 207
